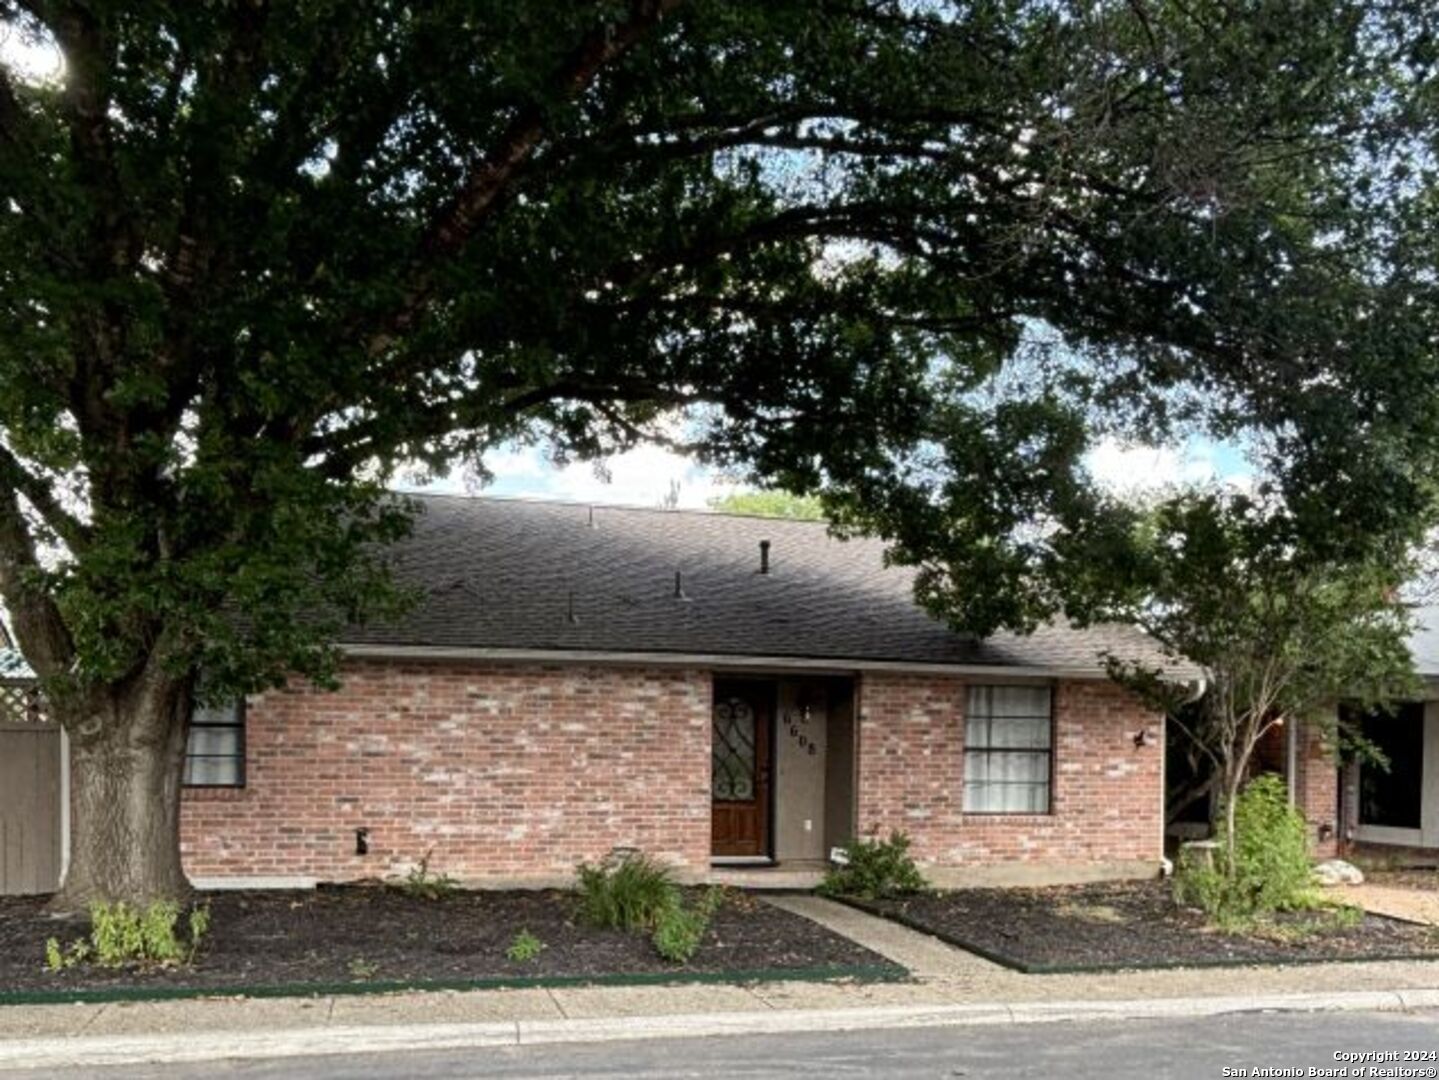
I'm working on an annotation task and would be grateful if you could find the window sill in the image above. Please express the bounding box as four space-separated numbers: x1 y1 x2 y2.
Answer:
960 813 1055 823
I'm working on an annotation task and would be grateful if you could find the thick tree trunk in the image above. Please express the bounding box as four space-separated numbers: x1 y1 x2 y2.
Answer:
50 679 193 911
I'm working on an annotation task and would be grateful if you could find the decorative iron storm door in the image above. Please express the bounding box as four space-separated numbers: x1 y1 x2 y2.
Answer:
711 679 772 858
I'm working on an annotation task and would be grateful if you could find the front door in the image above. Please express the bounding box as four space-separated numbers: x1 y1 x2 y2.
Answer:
711 679 772 858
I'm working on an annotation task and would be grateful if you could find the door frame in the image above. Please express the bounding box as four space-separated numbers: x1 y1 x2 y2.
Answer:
710 676 777 862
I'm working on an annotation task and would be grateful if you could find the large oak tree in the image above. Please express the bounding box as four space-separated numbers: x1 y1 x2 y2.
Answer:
2 0 1433 905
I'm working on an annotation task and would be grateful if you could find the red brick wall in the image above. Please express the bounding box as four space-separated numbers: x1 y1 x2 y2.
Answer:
181 661 712 883
855 676 1163 868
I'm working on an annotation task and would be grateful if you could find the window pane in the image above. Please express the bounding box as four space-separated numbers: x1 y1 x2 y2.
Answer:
183 756 241 786
963 686 1053 813
192 701 241 728
987 685 1051 718
965 714 989 746
985 716 1051 749
964 780 1052 813
965 750 1049 784
185 699 244 787
186 727 240 757
1357 702 1424 828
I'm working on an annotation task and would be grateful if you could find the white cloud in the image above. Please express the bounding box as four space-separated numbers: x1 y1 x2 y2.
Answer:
1085 437 1252 497
403 442 738 510
539 444 733 508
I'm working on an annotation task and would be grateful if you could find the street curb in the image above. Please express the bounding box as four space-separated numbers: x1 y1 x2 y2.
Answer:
0 962 906 1009
0 988 1436 1071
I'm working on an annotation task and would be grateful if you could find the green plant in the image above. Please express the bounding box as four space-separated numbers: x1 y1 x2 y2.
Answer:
506 929 544 963
818 831 927 900
694 885 728 920
574 852 680 931
652 904 708 964
1173 847 1228 916
43 936 91 973
88 901 194 968
652 887 727 964
347 956 379 980
400 851 460 901
188 904 212 962
1231 775 1314 912
1174 774 1316 921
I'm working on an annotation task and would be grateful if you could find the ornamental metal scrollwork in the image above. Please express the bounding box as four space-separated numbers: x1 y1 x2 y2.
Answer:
711 697 756 800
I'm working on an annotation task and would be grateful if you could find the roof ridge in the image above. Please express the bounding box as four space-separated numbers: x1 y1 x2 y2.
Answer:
392 489 839 527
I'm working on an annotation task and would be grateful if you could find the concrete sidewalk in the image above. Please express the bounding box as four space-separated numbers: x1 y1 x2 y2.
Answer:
0 896 1436 1072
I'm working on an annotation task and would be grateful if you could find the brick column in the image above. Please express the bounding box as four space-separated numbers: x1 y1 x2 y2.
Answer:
1291 716 1339 858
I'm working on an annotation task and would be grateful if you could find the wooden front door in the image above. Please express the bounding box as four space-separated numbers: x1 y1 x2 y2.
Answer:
711 680 773 858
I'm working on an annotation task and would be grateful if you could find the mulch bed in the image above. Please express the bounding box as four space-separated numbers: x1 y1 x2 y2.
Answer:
0 885 895 998
852 880 1439 973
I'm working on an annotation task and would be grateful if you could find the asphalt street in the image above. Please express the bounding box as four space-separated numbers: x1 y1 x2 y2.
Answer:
11 1007 1439 1080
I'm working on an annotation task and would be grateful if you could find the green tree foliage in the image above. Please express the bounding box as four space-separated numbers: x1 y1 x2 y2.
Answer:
0 1 1434 903
708 490 825 521
1085 491 1420 862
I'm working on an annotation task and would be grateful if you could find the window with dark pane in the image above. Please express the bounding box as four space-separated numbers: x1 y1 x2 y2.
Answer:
1354 701 1424 830
964 685 1052 814
712 696 756 800
184 700 245 787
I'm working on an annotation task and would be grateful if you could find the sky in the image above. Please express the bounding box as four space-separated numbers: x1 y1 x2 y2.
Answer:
403 434 1254 510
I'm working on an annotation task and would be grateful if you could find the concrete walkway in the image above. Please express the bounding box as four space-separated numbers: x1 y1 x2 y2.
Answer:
1336 884 1439 926
0 895 1437 1071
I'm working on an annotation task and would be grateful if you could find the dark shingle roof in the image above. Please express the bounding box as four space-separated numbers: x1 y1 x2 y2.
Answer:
342 495 1189 677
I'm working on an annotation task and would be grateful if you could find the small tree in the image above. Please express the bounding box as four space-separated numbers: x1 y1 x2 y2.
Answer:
1099 492 1421 865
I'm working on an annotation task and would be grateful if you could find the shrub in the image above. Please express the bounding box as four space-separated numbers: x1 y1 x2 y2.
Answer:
400 851 460 900
652 904 708 963
652 887 726 964
1230 773 1314 913
506 929 544 963
1174 773 1315 921
1173 846 1227 916
574 851 679 931
87 900 209 968
818 831 927 900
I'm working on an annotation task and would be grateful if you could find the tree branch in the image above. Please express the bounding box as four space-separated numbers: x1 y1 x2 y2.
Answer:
367 0 682 356
0 486 73 677
0 443 88 551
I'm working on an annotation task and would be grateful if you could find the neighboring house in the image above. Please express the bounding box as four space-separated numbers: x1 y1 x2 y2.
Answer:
1292 607 1439 863
1 496 1191 895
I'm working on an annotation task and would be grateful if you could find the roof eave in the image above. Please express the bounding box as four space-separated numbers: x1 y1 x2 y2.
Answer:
338 642 1198 683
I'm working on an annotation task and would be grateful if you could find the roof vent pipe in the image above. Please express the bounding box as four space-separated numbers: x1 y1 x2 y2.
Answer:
673 570 691 601
759 540 771 575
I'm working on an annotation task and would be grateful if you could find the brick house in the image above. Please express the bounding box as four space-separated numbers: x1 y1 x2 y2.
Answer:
0 496 1192 895
1288 610 1439 864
